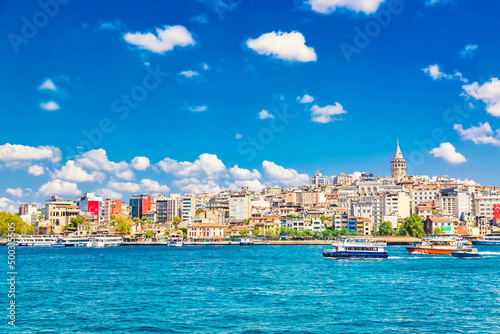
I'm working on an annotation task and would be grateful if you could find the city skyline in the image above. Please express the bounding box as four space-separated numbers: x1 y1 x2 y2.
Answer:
1 0 500 210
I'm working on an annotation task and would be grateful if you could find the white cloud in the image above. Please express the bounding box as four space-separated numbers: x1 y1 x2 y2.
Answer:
180 70 200 78
258 109 274 119
430 142 467 164
235 133 242 139
262 161 309 187
157 153 227 179
201 62 209 71
98 19 125 31
0 197 18 213
108 181 140 193
454 123 500 146
308 0 385 14
131 156 150 170
297 94 314 103
123 25 195 54
95 188 123 200
246 31 317 62
227 179 265 192
39 79 57 91
425 0 452 6
422 64 452 80
6 188 23 197
310 103 347 123
39 179 80 196
75 149 133 179
462 78 500 117
0 144 61 163
191 14 209 24
460 44 478 58
139 179 170 193
351 171 364 181
229 165 262 180
28 165 45 176
115 170 135 180
172 178 222 194
39 101 60 111
188 105 207 112
54 161 105 183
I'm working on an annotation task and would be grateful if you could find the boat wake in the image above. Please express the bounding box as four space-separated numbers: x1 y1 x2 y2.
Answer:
479 251 500 255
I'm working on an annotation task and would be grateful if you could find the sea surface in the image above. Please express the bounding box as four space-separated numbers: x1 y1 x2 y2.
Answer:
2 245 500 333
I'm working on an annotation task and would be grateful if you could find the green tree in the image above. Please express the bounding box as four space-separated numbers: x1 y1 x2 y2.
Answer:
179 227 187 238
402 214 426 238
433 227 444 235
195 208 205 216
239 230 249 237
172 216 182 229
321 229 333 240
37 214 44 221
70 216 86 227
141 216 147 221
320 215 327 223
243 219 250 225
378 221 395 236
0 212 35 236
396 227 408 236
339 227 349 235
115 215 132 235
252 229 260 237
145 230 153 239
265 229 274 240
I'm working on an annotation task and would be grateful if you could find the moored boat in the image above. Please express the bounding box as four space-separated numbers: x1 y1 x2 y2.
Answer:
52 236 92 247
167 234 183 247
239 237 254 246
16 235 57 247
323 236 388 258
88 234 122 247
472 235 500 245
452 247 481 258
406 236 465 255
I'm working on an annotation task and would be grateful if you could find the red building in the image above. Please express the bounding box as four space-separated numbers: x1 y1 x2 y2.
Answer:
130 194 151 219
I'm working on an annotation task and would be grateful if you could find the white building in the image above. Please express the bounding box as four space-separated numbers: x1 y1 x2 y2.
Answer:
229 195 251 219
383 192 410 219
310 170 329 185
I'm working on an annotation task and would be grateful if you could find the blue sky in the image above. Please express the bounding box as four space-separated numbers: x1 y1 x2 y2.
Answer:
1 0 500 210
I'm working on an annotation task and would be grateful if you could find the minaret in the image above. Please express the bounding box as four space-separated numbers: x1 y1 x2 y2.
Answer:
391 140 406 183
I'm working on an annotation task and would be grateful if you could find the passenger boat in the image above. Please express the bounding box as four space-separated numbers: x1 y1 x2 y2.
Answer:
167 234 183 247
472 235 500 245
323 236 388 258
239 237 254 246
406 236 465 255
16 235 57 247
452 246 481 258
52 236 91 247
88 234 122 247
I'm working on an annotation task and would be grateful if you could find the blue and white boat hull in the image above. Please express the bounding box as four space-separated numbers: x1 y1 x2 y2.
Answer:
323 251 388 259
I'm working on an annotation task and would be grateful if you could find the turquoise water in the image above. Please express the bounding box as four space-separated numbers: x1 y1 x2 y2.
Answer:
3 245 500 333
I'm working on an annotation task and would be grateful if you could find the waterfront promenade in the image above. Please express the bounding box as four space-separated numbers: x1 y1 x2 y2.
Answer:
121 236 421 246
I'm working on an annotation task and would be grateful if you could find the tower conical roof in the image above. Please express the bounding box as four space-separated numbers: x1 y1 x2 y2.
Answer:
393 140 404 159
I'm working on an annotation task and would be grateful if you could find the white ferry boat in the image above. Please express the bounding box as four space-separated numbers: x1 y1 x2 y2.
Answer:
52 236 92 247
239 237 254 246
323 236 388 258
16 235 57 247
472 235 500 245
88 234 122 247
167 234 183 247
